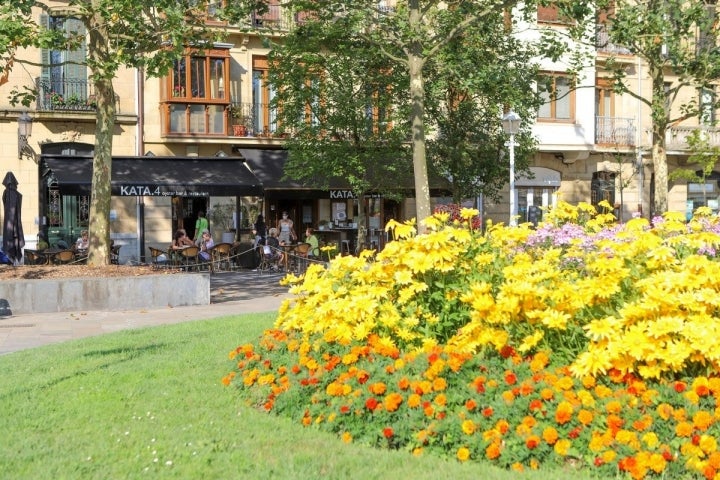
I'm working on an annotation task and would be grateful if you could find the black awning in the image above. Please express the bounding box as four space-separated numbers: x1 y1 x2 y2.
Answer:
42 156 263 196
238 147 451 197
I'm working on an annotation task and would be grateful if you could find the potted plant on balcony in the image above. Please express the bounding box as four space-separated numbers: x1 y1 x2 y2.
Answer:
230 105 248 136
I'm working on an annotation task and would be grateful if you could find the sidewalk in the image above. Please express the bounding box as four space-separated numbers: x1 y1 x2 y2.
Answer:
0 270 292 355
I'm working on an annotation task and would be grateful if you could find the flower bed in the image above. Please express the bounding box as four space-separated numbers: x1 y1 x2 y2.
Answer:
225 202 720 479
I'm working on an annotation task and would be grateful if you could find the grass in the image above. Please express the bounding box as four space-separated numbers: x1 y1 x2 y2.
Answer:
0 312 594 480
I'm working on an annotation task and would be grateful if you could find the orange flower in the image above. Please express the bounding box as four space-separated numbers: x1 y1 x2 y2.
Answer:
607 414 624 432
496 419 510 434
526 435 541 449
694 411 713 431
529 399 544 412
432 377 448 391
540 388 554 401
501 390 515 404
407 393 422 408
483 407 494 418
606 400 623 414
397 377 410 390
485 441 501 460
675 421 694 437
465 399 478 411
555 401 574 425
542 426 559 445
578 409 594 426
693 377 711 396
434 393 447 406
369 382 387 395
384 392 403 412
457 446 470 462
341 431 352 443
504 370 517 385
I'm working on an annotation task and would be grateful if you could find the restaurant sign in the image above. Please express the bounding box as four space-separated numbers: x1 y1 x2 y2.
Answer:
329 190 381 199
117 185 209 197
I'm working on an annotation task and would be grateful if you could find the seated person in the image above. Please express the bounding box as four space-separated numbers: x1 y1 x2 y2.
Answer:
36 232 49 251
169 228 194 263
265 227 284 269
305 227 319 258
199 229 214 262
74 230 89 252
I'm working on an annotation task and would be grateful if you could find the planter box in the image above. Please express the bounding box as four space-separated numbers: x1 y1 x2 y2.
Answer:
0 273 210 315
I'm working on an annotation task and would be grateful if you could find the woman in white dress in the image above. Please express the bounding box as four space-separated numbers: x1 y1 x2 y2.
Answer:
277 211 296 244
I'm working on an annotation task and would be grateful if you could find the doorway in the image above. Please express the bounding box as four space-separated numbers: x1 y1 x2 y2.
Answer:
172 196 208 240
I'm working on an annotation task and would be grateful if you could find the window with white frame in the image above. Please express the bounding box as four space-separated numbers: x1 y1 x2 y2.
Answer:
537 73 574 122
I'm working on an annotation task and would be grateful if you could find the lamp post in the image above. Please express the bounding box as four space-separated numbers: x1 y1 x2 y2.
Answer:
17 111 33 160
501 110 521 226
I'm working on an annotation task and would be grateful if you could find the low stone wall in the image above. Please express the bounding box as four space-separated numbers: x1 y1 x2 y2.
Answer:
0 273 210 315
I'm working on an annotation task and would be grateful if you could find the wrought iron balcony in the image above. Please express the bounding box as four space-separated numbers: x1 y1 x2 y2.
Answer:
36 78 96 112
596 116 636 146
230 102 279 137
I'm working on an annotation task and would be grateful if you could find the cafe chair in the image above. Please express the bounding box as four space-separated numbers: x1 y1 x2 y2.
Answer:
52 249 76 265
257 245 279 273
292 242 312 274
24 249 48 265
208 242 232 272
149 247 168 269
179 246 200 271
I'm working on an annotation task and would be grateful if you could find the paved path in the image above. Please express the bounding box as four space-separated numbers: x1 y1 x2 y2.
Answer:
0 270 292 355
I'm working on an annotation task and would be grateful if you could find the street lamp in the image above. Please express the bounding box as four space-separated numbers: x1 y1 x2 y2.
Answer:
18 111 34 160
501 110 521 226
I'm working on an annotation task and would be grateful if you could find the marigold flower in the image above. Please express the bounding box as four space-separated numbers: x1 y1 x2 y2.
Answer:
540 388 554 400
485 441 501 460
407 393 422 408
432 377 447 391
606 400 623 414
554 439 571 456
607 414 624 432
504 370 517 385
365 397 380 411
434 393 447 406
341 431 352 443
542 427 558 445
555 401 574 425
461 419 476 435
694 411 714 431
602 450 617 463
465 399 477 411
578 409 594 426
369 382 387 395
384 392 403 412
700 435 718 455
693 377 711 396
398 377 410 390
496 419 510 434
657 403 673 421
675 421 694 438
501 390 515 404
457 446 470 462
483 407 494 418
529 399 544 412
383 427 394 439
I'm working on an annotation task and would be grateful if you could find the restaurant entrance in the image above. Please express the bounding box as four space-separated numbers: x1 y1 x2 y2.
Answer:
172 196 208 241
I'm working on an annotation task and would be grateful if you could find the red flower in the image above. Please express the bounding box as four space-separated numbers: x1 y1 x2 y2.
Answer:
482 407 494 418
504 371 517 385
529 399 543 412
383 427 394 439
340 405 350 414
674 381 687 393
365 397 379 411
526 435 540 449
500 345 515 358
568 427 582 439
594 457 604 467
465 399 478 411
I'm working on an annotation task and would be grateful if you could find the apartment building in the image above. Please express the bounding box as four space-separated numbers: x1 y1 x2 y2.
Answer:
1 2 716 263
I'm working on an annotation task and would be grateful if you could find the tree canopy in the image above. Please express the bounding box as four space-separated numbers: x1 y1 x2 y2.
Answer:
0 1 219 265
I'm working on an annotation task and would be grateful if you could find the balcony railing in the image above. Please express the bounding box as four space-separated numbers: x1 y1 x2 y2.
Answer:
596 27 632 55
249 5 294 31
666 126 720 150
36 78 96 112
230 102 279 137
596 116 636 146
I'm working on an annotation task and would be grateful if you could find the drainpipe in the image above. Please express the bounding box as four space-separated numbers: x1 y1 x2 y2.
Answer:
136 67 146 263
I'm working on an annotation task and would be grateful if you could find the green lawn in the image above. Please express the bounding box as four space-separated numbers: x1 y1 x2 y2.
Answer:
0 313 594 479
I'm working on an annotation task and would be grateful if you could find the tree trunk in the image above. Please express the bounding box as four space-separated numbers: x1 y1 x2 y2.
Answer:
650 72 669 216
408 0 431 234
86 17 115 266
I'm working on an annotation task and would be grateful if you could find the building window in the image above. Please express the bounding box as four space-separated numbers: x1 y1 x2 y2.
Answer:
687 172 720 216
164 48 230 136
39 15 94 111
252 56 278 135
537 73 574 122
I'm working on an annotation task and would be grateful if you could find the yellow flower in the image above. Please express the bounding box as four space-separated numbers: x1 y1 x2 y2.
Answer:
456 447 470 462
554 439 571 456
461 420 476 435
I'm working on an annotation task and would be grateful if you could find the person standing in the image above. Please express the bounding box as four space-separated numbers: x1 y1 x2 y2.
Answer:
193 211 209 244
277 211 296 244
254 214 266 245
